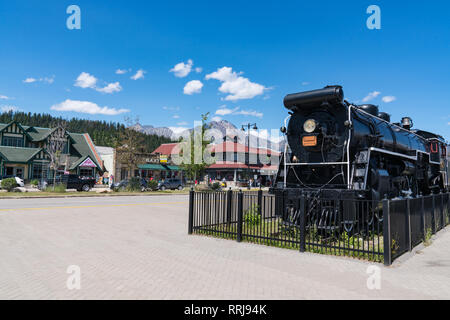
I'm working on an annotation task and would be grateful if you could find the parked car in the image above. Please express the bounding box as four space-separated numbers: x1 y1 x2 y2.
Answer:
47 174 96 192
0 175 25 188
158 178 184 191
111 178 148 192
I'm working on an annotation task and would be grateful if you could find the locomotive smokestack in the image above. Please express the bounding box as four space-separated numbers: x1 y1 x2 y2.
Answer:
283 85 344 111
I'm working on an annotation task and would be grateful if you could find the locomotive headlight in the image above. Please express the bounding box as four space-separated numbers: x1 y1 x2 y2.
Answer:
303 119 317 133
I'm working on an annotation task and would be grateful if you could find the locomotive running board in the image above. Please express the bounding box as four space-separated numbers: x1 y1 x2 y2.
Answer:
359 147 441 190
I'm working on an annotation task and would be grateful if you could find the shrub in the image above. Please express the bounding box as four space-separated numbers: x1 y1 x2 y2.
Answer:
52 183 66 193
147 180 158 191
244 204 261 226
127 177 142 192
210 182 221 191
30 179 39 187
1 178 18 192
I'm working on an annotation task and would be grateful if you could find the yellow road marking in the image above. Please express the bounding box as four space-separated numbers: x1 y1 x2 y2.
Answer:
0 201 188 212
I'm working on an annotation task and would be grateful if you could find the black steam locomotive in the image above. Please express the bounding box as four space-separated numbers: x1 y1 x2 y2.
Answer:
273 85 449 201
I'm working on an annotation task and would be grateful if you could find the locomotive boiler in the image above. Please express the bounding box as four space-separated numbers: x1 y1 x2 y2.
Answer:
274 85 449 201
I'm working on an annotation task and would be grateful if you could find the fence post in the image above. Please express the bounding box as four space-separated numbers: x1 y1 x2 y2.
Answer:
257 189 263 216
299 194 306 253
383 199 392 266
188 188 194 234
226 188 232 225
237 190 243 242
406 198 412 252
421 196 426 239
441 193 445 230
432 195 436 234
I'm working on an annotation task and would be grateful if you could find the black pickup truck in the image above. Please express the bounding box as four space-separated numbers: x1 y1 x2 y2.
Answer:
48 174 96 191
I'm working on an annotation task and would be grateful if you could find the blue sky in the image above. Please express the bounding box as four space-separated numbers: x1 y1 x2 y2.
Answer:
0 1 449 139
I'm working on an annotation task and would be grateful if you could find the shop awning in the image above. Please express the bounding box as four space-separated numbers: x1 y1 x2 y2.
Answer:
165 165 181 171
138 164 168 170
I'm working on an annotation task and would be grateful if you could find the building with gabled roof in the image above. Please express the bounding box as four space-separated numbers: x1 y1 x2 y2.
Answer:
0 121 103 181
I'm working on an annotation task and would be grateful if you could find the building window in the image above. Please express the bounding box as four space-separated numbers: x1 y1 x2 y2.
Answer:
62 142 69 154
120 168 128 180
2 136 24 147
80 168 94 177
32 163 49 179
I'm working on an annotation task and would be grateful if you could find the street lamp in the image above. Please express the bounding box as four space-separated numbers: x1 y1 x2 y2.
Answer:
241 123 258 189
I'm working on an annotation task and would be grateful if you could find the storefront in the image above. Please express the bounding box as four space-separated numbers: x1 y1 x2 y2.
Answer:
137 164 182 181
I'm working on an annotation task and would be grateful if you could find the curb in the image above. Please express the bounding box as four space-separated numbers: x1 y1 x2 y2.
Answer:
0 192 190 200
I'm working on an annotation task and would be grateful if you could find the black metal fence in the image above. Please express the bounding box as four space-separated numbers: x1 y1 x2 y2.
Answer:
188 190 450 265
384 193 450 264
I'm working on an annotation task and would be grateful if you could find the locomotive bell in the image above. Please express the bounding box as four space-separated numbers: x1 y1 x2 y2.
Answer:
401 117 413 130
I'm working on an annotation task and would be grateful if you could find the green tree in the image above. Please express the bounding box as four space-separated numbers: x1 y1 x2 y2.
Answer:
179 113 214 182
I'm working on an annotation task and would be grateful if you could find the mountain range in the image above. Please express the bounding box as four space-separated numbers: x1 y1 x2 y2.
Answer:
131 120 285 152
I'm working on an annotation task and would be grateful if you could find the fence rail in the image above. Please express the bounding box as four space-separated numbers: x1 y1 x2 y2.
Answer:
188 189 450 265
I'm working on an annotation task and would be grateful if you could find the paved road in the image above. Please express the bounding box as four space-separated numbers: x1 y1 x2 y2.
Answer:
1 195 449 299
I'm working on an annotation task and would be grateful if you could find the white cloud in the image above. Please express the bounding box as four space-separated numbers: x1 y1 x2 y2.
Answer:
43 76 55 84
23 77 37 83
74 72 122 94
205 67 266 101
382 96 396 103
235 109 263 118
301 82 310 86
131 69 146 80
23 76 54 84
163 106 180 111
173 114 180 119
177 121 188 126
0 95 10 100
183 80 203 95
96 82 122 94
362 91 381 103
115 69 129 74
51 99 129 116
215 105 263 118
1 105 21 113
75 72 97 89
195 67 203 73
170 59 194 78
211 116 222 122
215 106 239 116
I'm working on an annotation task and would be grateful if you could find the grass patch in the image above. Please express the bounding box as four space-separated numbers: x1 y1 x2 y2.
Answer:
424 227 433 246
193 217 384 263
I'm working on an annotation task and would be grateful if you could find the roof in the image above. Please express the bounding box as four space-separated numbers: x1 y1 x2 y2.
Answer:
152 143 181 155
0 146 42 163
209 141 280 156
0 122 103 171
25 126 54 141
68 133 102 170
